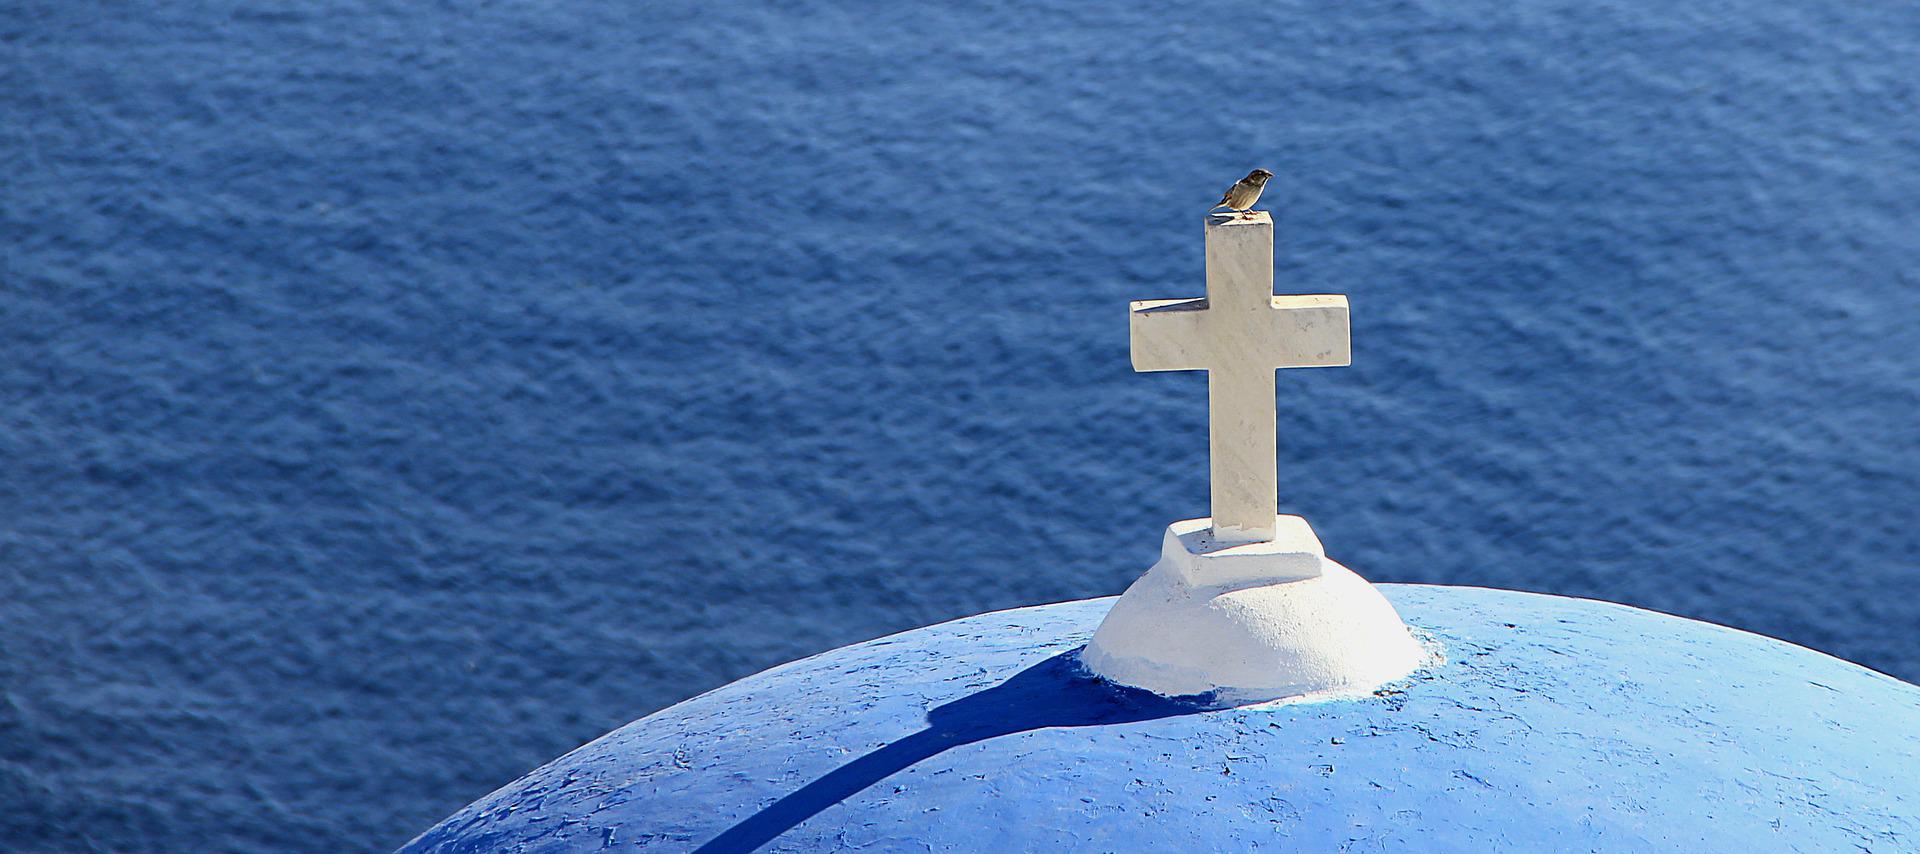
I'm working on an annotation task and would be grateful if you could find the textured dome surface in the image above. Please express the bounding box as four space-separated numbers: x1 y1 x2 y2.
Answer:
406 586 1920 852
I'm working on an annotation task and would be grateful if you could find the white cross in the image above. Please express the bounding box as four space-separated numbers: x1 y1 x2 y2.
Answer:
1129 212 1350 543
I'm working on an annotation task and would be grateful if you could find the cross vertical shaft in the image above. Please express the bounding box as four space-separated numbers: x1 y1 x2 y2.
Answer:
1204 214 1279 541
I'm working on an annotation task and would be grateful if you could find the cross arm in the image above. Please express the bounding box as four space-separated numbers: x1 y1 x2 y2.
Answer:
1129 294 1352 373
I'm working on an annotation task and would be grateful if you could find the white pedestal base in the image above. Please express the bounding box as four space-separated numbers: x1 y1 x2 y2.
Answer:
1082 515 1423 703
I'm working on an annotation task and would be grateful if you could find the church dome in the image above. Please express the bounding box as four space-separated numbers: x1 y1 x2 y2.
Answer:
402 585 1920 852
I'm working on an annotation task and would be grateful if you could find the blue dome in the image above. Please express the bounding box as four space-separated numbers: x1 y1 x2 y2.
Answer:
405 586 1920 852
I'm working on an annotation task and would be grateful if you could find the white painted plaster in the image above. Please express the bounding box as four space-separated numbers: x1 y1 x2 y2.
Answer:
1083 516 1423 702
1157 515 1325 588
1094 215 1415 702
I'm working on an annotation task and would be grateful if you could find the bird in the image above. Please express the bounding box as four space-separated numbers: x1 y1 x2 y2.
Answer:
1210 169 1274 216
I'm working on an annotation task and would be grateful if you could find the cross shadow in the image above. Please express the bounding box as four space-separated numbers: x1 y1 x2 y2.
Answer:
691 649 1211 853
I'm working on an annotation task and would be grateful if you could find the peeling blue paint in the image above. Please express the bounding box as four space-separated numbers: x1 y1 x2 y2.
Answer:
404 586 1920 852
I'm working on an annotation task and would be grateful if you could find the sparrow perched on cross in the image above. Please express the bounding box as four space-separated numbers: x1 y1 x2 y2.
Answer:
1211 169 1274 217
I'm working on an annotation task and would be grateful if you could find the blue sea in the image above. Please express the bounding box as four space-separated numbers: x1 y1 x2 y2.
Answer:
3 1 1916 850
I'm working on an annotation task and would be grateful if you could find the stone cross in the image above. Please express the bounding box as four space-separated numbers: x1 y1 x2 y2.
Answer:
1129 212 1350 543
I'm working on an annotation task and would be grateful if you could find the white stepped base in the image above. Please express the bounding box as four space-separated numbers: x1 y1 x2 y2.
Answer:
1083 516 1423 703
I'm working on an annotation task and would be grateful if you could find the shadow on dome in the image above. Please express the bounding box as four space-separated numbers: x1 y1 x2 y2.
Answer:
692 648 1211 853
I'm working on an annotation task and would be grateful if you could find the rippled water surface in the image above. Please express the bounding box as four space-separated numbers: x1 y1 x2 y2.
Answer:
4 1 1916 850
